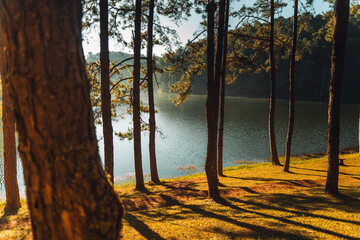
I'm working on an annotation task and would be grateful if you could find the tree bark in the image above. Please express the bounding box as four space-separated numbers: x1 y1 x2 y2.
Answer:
0 1 123 239
284 0 298 173
325 0 349 196
205 0 220 201
218 0 230 177
100 0 114 182
147 0 160 184
133 0 145 190
268 0 281 166
0 33 21 212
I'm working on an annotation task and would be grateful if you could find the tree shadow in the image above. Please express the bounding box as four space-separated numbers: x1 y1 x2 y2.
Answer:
124 213 165 240
220 198 360 240
292 166 360 177
2 207 19 217
158 194 309 240
230 192 360 223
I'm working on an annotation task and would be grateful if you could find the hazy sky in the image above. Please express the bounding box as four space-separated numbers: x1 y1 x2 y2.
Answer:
82 0 331 58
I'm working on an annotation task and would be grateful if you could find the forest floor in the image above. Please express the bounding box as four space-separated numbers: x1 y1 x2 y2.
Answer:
1 148 360 239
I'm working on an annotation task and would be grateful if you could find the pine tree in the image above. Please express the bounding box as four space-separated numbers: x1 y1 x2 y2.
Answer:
0 1 123 238
325 0 350 196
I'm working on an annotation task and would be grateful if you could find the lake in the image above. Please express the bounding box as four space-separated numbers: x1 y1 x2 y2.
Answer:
0 95 359 198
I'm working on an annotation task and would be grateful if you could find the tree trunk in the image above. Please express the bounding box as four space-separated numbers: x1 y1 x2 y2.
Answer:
325 0 349 196
217 0 230 177
133 0 145 190
205 0 220 201
0 34 21 212
147 0 160 184
284 0 298 173
0 1 123 239
100 0 114 182
268 0 280 166
358 106 360 156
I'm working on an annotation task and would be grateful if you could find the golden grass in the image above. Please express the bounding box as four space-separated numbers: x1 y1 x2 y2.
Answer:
1 151 359 239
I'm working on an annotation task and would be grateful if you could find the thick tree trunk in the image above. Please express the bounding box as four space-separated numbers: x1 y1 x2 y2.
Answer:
147 0 160 184
325 0 349 196
268 0 280 166
0 34 20 212
133 0 145 190
0 1 123 239
284 0 299 173
217 0 230 177
205 0 220 201
100 0 114 182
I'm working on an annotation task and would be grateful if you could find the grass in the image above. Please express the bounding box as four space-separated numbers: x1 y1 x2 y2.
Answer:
1 150 360 239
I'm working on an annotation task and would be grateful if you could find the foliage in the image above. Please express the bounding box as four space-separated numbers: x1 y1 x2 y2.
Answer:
157 5 360 103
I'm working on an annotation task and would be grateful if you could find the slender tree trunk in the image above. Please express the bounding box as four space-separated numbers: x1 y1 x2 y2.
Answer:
133 0 145 190
0 1 123 239
325 0 349 196
205 0 220 201
217 0 230 177
284 0 299 173
0 34 20 212
147 0 160 184
358 106 360 156
268 0 281 166
100 0 114 182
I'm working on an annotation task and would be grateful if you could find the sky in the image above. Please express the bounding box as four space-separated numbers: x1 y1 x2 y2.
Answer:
82 0 332 58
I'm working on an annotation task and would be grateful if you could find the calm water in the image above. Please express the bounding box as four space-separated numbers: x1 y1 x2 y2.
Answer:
0 95 358 198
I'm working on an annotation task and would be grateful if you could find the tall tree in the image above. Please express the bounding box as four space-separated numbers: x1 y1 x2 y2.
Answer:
217 0 230 176
0 34 20 212
133 0 145 190
268 0 281 165
100 0 114 182
0 0 123 239
283 0 299 172
147 0 161 184
325 0 350 196
205 0 223 201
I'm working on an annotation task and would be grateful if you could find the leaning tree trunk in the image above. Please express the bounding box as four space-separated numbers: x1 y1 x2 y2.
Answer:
205 0 220 201
100 0 114 182
133 0 145 190
0 34 20 212
268 0 281 166
147 0 160 184
284 0 299 173
217 0 230 177
325 0 349 196
0 1 123 239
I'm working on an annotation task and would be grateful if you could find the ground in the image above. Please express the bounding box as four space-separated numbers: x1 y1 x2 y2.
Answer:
1 149 360 239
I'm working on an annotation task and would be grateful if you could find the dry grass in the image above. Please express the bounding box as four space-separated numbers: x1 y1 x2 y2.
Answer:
1 150 360 239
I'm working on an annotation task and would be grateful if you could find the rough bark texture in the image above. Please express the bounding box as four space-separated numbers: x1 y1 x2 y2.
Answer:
217 0 230 177
284 0 298 173
147 0 160 184
205 0 220 201
100 0 114 182
133 0 145 190
325 0 349 196
0 34 21 212
0 1 123 239
268 0 280 166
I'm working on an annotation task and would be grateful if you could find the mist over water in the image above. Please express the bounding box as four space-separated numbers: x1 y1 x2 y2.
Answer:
0 95 358 198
